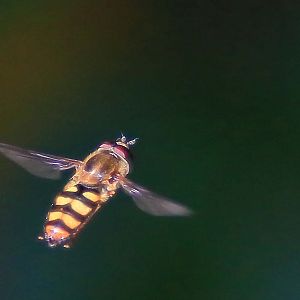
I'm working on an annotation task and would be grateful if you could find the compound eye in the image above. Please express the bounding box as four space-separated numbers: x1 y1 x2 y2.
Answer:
99 142 113 149
114 145 129 159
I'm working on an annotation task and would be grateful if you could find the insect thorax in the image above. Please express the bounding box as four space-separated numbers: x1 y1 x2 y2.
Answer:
71 149 130 187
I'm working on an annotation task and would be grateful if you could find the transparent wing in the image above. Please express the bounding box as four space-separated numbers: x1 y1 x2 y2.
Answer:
0 143 82 179
120 177 193 216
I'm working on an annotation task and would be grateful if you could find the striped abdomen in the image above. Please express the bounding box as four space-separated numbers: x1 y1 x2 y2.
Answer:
44 183 109 247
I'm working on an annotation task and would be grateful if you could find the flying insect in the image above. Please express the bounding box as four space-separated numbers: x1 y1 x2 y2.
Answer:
0 135 192 248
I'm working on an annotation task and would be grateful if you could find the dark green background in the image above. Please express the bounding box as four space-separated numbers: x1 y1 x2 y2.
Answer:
0 1 299 299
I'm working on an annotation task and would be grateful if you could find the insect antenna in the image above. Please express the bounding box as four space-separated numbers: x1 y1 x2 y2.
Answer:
127 138 139 146
116 134 139 148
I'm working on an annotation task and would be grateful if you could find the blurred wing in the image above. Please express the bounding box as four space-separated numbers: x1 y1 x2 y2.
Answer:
120 177 193 216
0 143 82 179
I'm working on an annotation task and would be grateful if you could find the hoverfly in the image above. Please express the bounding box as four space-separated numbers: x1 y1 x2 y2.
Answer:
0 135 192 248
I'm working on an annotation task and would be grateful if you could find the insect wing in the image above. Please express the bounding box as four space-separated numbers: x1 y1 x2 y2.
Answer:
0 143 82 179
120 178 193 216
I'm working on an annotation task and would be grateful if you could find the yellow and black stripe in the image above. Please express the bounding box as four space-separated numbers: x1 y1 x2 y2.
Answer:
44 183 105 246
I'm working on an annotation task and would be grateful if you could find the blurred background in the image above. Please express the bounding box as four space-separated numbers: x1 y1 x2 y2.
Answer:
0 1 299 299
